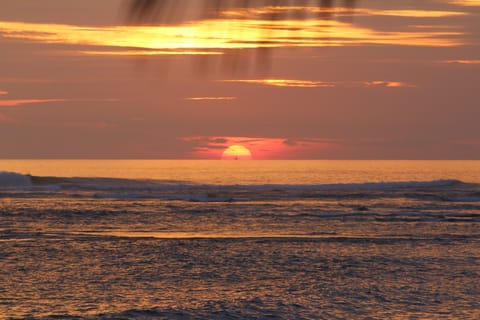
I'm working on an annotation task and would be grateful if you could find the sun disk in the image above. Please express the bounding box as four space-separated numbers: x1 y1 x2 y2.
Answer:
221 145 253 160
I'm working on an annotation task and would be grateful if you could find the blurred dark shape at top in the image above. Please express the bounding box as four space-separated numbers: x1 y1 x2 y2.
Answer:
125 0 357 75
127 0 356 24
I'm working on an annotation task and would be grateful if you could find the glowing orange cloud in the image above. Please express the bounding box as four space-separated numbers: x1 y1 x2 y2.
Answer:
222 6 468 18
182 136 341 159
221 79 335 88
444 59 480 64
449 0 480 6
0 15 464 57
0 98 117 107
0 99 67 107
363 81 415 88
186 97 237 101
0 90 7 95
73 50 223 56
365 9 467 17
222 79 415 88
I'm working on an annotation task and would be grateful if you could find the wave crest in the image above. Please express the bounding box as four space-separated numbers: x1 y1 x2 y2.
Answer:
0 171 32 188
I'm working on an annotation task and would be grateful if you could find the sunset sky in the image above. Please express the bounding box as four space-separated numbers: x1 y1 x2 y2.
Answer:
0 0 479 159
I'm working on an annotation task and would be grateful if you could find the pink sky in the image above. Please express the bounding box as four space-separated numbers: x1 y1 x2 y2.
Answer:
0 0 479 159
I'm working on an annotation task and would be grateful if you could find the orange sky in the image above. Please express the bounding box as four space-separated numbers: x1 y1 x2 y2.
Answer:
0 0 479 159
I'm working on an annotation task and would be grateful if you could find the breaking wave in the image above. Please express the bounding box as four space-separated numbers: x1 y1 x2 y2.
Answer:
1 172 476 204
0 171 464 190
0 171 32 188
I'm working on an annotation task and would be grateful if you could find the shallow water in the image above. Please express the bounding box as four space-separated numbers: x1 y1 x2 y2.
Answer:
0 161 479 319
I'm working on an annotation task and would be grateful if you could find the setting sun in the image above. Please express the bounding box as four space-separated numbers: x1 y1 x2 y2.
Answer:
221 145 253 160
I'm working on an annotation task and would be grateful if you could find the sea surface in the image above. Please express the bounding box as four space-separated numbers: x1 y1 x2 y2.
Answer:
0 160 479 319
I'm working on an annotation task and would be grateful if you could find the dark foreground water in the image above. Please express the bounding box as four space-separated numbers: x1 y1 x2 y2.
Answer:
0 163 479 319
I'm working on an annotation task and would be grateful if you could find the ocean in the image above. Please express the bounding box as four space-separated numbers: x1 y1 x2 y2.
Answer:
0 160 479 319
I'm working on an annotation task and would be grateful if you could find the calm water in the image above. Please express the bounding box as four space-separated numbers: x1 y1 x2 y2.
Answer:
0 160 479 319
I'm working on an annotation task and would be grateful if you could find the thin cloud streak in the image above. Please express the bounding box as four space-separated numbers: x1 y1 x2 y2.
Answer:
0 90 8 95
221 7 468 18
0 99 68 107
363 9 467 17
363 81 415 88
222 79 335 88
186 97 237 101
74 50 223 56
0 98 117 107
444 59 480 64
449 0 480 6
222 79 415 88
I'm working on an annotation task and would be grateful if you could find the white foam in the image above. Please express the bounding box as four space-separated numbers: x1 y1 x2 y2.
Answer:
0 172 32 188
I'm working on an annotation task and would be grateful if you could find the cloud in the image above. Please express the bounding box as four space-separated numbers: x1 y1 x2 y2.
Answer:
222 79 415 88
449 0 480 6
70 50 223 56
443 59 480 64
0 90 8 95
363 81 415 88
211 138 228 144
221 6 467 19
0 13 464 58
186 97 237 101
364 9 467 18
0 98 117 107
0 99 68 107
221 79 335 88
